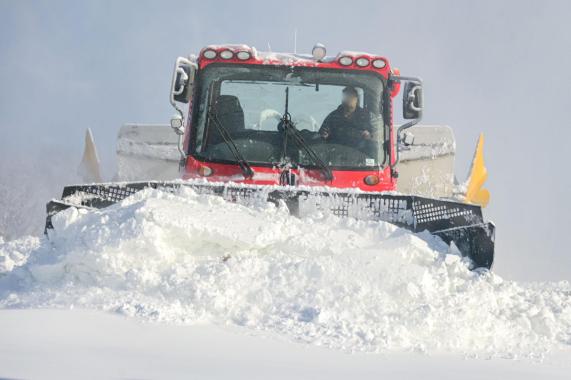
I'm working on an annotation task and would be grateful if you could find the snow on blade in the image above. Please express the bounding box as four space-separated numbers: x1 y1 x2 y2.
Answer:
0 187 570 358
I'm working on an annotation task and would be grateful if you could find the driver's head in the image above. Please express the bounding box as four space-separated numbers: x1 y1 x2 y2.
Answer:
341 86 359 112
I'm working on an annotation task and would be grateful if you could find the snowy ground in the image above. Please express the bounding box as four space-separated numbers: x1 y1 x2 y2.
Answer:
1 309 570 380
1 187 570 378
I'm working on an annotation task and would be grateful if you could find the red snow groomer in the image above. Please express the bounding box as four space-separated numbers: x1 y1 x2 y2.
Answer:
47 43 495 269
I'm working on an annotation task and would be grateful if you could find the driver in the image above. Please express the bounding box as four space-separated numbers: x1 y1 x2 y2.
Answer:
319 86 374 144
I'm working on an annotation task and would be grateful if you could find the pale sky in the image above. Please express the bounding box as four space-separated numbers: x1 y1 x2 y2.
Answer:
1 0 570 280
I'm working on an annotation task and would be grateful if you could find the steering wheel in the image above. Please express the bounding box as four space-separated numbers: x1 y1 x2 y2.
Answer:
292 114 318 131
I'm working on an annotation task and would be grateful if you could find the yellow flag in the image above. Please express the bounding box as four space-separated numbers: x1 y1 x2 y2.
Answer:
465 133 490 207
78 128 103 183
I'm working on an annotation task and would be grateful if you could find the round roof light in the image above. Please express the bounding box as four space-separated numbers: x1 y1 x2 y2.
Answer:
372 58 386 68
203 49 217 59
220 50 234 60
312 43 327 61
338 56 353 66
355 57 370 67
236 51 251 60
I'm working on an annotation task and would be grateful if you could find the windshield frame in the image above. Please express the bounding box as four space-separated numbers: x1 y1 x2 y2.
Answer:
188 62 389 171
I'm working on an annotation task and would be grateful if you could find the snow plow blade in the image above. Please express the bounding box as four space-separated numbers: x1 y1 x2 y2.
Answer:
45 181 494 269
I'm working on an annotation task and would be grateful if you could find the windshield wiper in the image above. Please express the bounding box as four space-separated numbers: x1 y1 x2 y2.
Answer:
207 110 254 179
280 87 333 181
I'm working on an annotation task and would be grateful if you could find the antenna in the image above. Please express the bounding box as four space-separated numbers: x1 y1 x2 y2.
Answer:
294 28 297 54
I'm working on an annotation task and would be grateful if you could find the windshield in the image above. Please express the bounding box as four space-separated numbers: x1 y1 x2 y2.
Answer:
191 64 387 170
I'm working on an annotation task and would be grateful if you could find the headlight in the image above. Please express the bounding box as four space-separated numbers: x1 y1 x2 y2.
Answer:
338 56 353 66
170 114 184 130
198 166 213 177
364 175 380 186
355 57 370 67
203 49 217 59
372 59 386 68
219 50 234 59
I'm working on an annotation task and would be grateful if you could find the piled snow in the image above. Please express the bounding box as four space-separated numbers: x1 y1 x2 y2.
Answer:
0 235 39 272
1 188 570 358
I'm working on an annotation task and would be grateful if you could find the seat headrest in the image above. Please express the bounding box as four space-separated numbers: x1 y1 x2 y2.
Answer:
212 95 245 131
214 95 242 114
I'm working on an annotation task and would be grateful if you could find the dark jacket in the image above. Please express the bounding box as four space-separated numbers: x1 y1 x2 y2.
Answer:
319 105 374 144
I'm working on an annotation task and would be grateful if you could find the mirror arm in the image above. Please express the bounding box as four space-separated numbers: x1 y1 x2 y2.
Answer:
176 131 186 162
169 108 186 162
389 75 423 169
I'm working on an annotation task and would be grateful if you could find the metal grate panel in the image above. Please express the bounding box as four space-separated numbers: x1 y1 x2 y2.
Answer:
48 180 493 269
59 181 484 233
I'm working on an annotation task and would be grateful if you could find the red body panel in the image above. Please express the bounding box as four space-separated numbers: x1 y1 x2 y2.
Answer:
182 45 401 192
183 156 396 191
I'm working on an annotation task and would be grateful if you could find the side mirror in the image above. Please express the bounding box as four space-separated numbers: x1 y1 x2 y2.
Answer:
170 57 197 105
402 82 423 119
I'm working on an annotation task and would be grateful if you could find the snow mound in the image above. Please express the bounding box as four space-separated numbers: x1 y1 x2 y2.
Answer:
1 188 570 358
0 235 40 272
